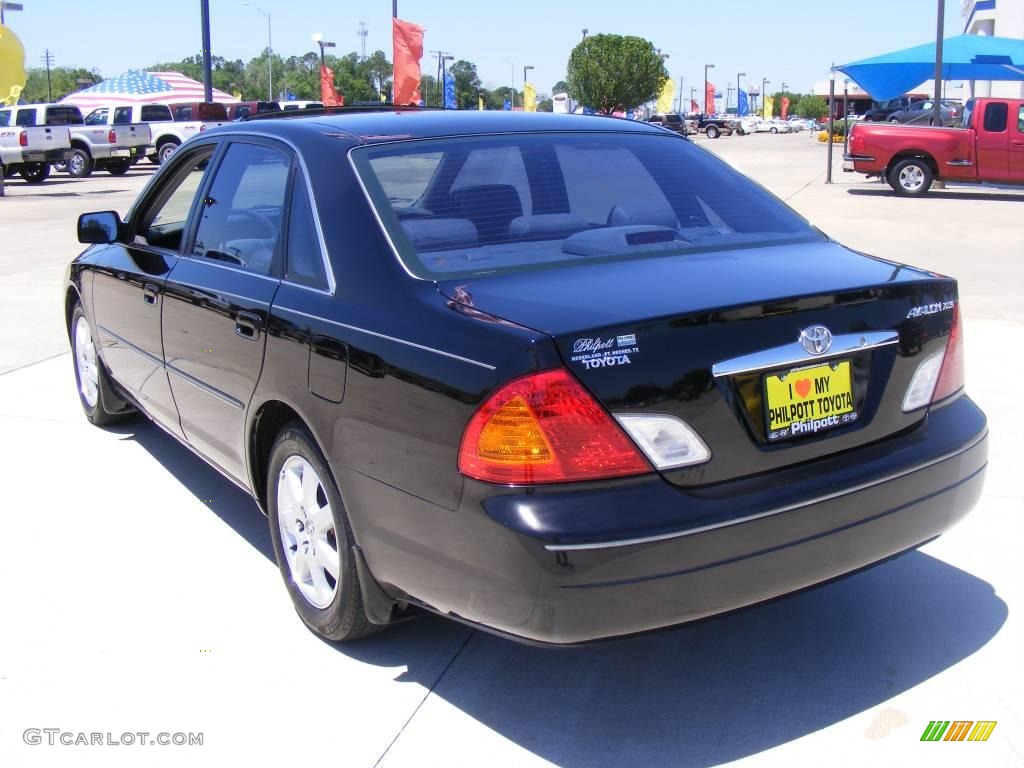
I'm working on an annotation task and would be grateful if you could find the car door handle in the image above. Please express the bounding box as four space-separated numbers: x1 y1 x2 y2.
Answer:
1012 140 1024 147
142 284 159 305
234 311 262 340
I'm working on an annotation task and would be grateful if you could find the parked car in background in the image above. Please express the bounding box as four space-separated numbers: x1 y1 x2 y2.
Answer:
754 118 791 134
785 117 813 131
280 100 324 111
0 107 72 183
66 108 985 645
647 113 697 136
845 97 1024 194
734 116 758 135
228 101 282 120
690 114 735 138
6 104 150 178
864 96 927 122
82 103 219 167
887 99 962 127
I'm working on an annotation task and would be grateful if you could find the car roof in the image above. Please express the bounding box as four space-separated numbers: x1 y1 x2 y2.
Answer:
219 109 668 145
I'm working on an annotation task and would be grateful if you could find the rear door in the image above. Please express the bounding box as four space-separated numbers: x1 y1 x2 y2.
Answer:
91 142 218 436
976 100 1010 181
1010 103 1024 181
162 139 289 481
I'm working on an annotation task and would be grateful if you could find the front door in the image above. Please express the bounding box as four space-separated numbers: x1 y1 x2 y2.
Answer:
162 140 290 481
1010 103 1024 182
91 144 217 436
976 100 1010 182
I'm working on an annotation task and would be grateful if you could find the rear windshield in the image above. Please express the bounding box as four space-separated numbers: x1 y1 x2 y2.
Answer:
44 107 84 125
141 105 172 122
351 132 822 279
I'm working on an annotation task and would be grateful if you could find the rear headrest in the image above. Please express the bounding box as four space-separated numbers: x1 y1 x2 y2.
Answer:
508 213 588 239
607 203 680 229
400 218 478 251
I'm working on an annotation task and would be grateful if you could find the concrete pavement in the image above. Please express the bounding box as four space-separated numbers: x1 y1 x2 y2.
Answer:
0 134 1020 767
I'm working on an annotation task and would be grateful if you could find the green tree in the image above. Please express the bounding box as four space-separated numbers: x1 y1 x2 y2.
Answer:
484 85 519 110
551 79 569 95
793 94 827 120
360 50 392 99
537 97 553 112
565 34 666 113
449 60 482 109
21 67 102 102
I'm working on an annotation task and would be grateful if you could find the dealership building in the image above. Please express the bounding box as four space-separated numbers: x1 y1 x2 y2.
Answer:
963 0 1024 97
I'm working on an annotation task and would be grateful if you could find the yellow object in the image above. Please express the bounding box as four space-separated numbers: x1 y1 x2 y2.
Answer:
0 24 27 106
232 90 242 99
523 82 536 112
656 76 675 114
476 395 553 465
763 95 775 119
478 95 484 111
764 361 854 435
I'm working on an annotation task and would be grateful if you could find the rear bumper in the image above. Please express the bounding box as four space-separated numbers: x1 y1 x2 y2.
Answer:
20 148 72 164
343 396 987 645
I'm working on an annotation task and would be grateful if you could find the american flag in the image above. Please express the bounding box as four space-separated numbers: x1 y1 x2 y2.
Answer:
60 70 239 109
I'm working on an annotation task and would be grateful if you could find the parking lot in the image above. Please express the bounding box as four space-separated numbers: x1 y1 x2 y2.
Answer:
0 132 1021 767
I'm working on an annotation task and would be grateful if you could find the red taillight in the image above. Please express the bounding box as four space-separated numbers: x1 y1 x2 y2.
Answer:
933 304 965 402
458 368 652 485
19 130 27 147
107 128 116 143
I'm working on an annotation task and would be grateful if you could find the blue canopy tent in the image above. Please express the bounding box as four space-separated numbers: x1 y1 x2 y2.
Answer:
836 34 1024 101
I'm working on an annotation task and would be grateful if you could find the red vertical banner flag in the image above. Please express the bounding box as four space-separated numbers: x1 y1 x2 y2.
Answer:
705 82 716 115
392 18 424 106
781 96 791 120
320 65 344 106
690 99 699 112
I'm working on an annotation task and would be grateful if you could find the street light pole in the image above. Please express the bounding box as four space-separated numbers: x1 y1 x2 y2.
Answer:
677 76 684 113
581 28 588 41
826 70 835 183
312 33 335 69
933 0 945 128
1 2 25 26
243 3 273 102
200 0 213 103
704 63 715 116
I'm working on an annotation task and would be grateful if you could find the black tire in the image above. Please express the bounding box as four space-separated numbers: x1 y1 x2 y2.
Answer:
148 154 160 165
888 157 934 196
769 126 778 134
888 117 900 123
53 161 67 173
67 147 94 178
267 424 380 642
157 141 179 165
19 163 50 183
106 158 131 176
70 303 134 426
705 124 720 139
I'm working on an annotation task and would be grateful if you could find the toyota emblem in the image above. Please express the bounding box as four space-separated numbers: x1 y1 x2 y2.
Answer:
800 325 833 356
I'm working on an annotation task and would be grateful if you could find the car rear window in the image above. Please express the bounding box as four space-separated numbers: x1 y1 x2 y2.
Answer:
351 132 822 280
0 110 10 127
44 107 83 125
141 105 172 122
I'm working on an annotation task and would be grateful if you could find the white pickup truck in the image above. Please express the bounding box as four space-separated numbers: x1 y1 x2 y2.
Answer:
0 107 73 183
4 104 151 178
83 103 227 166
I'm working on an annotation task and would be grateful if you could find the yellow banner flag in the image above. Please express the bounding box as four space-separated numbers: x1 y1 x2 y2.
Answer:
478 95 484 111
0 23 27 106
656 76 675 114
232 90 242 100
524 82 537 112
763 95 775 119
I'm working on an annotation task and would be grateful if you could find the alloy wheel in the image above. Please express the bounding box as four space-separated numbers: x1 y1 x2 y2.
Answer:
74 316 99 408
898 165 925 192
276 456 340 609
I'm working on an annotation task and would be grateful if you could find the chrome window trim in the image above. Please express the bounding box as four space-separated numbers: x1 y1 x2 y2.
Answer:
711 330 899 378
181 130 338 296
544 429 987 552
273 305 497 371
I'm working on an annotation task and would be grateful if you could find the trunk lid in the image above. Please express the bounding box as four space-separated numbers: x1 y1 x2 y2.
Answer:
439 241 959 486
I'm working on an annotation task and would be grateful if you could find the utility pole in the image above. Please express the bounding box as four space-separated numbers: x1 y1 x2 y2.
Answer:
41 49 54 102
676 76 684 113
200 0 213 102
357 21 367 61
933 0 945 128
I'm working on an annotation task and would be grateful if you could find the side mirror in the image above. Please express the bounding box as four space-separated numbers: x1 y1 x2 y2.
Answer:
77 211 122 244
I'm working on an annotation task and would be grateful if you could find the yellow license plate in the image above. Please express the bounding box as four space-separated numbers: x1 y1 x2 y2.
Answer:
764 360 857 441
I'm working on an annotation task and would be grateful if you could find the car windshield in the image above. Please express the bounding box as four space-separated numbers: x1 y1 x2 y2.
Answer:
352 132 822 280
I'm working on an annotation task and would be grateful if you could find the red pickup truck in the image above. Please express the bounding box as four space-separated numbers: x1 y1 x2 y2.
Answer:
845 97 1024 195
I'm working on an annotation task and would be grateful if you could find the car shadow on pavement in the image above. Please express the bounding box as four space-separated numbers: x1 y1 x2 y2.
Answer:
118 417 1007 768
847 188 1024 202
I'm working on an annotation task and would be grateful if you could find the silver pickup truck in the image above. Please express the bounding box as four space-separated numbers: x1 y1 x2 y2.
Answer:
83 103 227 165
6 104 152 177
0 107 72 184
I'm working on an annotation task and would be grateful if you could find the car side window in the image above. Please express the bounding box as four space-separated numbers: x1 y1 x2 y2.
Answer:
141 105 172 122
113 107 133 125
285 172 329 290
15 109 36 126
191 142 290 276
84 109 108 125
983 102 1008 133
134 149 215 251
1018 105 1024 133
0 110 10 127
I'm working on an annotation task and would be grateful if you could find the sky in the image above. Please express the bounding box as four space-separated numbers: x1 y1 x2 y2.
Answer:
7 0 968 101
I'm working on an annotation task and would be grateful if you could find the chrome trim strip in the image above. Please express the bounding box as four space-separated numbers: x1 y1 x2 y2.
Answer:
543 429 988 552
843 154 876 162
165 362 245 409
946 159 974 167
173 253 283 284
711 330 899 378
100 324 246 409
273 305 497 371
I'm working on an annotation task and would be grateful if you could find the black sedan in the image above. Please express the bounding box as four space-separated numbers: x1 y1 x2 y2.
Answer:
65 109 987 645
